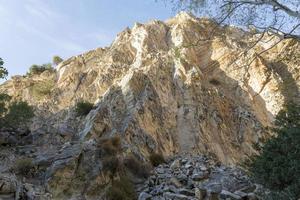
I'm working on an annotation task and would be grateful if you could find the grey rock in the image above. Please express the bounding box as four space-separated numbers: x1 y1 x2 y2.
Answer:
163 192 189 200
156 167 165 174
200 166 207 171
176 174 188 184
178 188 194 196
239 185 256 193
191 172 208 182
184 164 193 169
220 190 242 200
247 193 258 200
170 160 180 170
207 183 222 194
234 190 247 198
138 192 152 200
170 177 183 188
195 188 206 200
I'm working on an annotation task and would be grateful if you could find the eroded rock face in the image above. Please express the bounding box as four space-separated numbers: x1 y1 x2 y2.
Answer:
0 12 299 199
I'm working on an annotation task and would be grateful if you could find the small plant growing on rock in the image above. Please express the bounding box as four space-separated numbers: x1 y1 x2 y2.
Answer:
31 79 55 99
111 136 121 149
14 158 35 177
102 156 120 179
28 63 54 75
75 101 94 116
52 55 64 66
106 176 136 200
209 78 221 86
123 155 150 179
149 152 165 167
99 136 122 157
4 101 34 128
99 136 123 179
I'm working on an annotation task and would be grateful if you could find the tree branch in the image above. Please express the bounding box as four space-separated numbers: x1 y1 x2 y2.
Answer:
230 0 300 19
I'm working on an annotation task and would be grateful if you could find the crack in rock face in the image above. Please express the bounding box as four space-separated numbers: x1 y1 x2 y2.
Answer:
0 12 299 199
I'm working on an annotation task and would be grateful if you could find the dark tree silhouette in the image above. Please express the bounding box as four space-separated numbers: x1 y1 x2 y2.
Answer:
0 58 8 79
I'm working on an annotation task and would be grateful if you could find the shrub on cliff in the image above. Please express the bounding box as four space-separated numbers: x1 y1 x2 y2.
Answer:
149 152 165 167
0 57 8 79
28 63 54 75
75 101 94 116
106 176 136 200
0 93 11 117
14 158 35 177
249 103 300 199
52 55 63 66
102 156 120 179
124 155 150 178
4 101 34 128
0 98 34 129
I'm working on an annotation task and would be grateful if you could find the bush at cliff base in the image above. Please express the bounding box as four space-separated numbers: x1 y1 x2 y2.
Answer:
250 103 300 199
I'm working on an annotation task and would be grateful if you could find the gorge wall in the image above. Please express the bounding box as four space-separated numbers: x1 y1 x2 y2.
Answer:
0 12 299 199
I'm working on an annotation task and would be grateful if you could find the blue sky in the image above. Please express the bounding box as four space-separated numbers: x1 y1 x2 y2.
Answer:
0 0 174 79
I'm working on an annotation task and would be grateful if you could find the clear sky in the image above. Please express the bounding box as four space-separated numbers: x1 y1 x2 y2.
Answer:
0 0 174 79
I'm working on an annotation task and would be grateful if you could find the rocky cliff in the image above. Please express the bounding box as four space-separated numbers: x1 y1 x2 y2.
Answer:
0 12 299 199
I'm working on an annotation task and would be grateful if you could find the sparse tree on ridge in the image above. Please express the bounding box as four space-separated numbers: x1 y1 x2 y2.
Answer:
52 55 63 66
0 58 8 79
28 63 54 75
0 58 34 130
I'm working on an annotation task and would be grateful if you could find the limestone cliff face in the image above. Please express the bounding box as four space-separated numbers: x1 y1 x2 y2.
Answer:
0 12 299 199
1 12 300 163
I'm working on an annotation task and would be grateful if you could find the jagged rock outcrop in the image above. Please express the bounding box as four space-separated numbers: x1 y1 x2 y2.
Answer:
0 12 299 199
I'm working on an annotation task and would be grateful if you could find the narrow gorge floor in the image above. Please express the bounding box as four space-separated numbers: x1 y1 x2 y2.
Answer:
137 154 261 200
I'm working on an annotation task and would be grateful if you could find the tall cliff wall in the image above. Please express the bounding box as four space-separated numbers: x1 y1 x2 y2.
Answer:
0 12 299 199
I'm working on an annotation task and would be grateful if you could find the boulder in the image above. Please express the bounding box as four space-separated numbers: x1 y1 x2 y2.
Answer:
195 188 207 200
138 192 152 200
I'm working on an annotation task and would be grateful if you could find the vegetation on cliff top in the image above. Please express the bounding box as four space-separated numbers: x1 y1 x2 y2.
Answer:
0 58 8 79
27 63 54 76
0 58 34 130
75 101 94 116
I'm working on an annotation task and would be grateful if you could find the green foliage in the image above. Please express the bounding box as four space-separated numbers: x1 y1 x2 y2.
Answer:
275 103 300 128
28 63 54 75
30 79 55 99
14 158 35 177
106 176 136 200
173 47 181 59
4 101 34 128
209 78 221 86
249 103 300 199
52 55 63 66
0 93 34 129
0 57 8 79
149 152 165 167
0 93 11 117
75 101 94 116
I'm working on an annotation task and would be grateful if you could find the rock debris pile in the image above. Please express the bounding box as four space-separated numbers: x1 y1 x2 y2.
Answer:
138 155 261 200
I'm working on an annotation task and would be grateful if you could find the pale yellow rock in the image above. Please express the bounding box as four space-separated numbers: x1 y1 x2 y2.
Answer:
1 12 299 165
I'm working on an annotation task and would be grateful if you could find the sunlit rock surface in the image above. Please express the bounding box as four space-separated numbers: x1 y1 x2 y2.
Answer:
0 12 299 199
